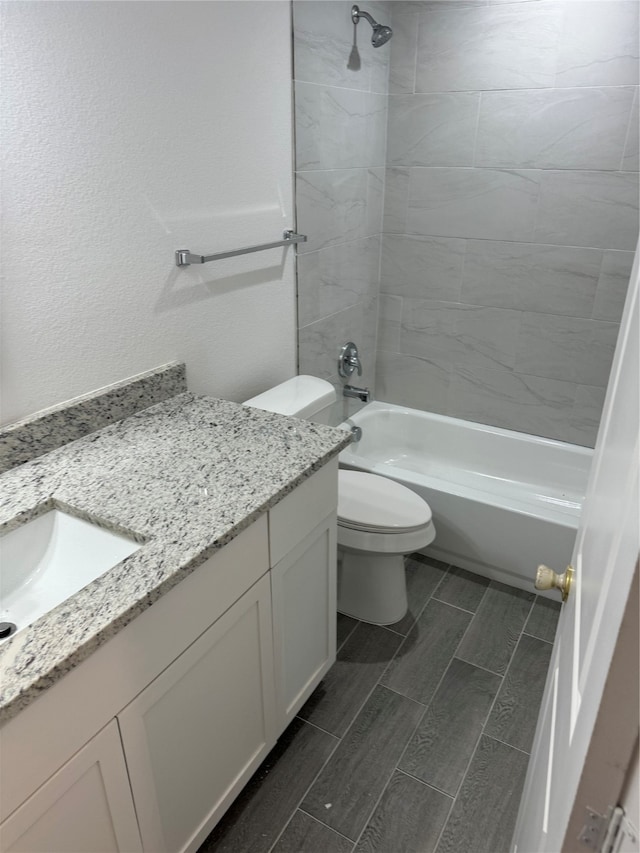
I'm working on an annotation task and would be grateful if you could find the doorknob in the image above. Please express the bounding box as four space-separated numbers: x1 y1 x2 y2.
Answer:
535 564 574 602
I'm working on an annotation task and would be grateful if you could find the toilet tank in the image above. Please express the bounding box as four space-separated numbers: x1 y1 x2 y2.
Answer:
244 375 336 424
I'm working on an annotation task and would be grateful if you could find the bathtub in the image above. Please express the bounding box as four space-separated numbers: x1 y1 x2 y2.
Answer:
339 402 592 594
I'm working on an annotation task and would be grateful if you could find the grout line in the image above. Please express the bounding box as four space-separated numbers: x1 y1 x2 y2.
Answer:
295 716 342 740
377 231 629 255
478 598 539 752
350 764 402 850
482 732 532 757
377 682 429 707
618 87 637 172
336 618 360 653
431 596 478 615
265 721 345 853
452 655 506 678
394 767 455 801
296 808 357 847
522 628 555 645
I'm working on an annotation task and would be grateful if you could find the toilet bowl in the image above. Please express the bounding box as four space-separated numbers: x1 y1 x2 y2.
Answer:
337 470 435 624
244 376 436 625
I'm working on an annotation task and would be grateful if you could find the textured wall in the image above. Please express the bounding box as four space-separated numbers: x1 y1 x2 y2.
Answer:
293 1 390 420
1 1 295 425
378 0 639 446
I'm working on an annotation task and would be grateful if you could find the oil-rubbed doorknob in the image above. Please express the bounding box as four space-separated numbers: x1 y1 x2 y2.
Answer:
535 564 574 602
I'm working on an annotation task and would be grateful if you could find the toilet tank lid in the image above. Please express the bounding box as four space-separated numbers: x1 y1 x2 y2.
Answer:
243 375 336 419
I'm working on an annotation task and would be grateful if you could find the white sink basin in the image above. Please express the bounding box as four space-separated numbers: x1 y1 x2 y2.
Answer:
0 510 141 639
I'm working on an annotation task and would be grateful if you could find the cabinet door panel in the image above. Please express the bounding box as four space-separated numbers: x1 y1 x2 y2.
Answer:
0 720 141 853
118 574 276 853
271 514 337 727
269 458 338 565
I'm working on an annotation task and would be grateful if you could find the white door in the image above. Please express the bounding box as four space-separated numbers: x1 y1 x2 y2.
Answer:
513 248 640 853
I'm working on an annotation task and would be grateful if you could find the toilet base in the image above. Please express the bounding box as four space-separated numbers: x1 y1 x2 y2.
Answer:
337 548 407 626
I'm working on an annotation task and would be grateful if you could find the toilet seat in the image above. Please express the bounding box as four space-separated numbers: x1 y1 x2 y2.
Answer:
338 470 432 534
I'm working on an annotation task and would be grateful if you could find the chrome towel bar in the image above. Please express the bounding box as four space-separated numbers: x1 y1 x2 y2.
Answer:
175 230 307 267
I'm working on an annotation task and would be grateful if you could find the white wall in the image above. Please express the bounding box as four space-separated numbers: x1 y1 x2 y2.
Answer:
0 1 296 425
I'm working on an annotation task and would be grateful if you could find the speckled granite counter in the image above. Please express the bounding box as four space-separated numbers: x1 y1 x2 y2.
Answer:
0 393 351 725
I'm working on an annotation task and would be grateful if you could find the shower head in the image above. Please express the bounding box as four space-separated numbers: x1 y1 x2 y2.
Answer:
351 5 393 48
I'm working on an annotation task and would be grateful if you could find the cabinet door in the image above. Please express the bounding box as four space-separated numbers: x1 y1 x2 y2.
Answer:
271 514 337 728
0 720 142 853
118 574 276 853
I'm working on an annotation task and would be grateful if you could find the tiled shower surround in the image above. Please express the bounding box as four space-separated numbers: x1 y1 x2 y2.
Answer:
294 1 392 409
293 0 639 445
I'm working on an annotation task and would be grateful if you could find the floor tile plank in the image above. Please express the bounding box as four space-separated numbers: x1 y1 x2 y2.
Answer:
435 735 529 853
337 613 359 650
400 659 501 795
302 686 424 840
433 566 490 613
485 633 553 752
273 811 353 853
298 623 402 737
523 596 561 643
387 556 449 636
354 771 452 853
381 600 472 705
198 719 337 853
456 582 534 675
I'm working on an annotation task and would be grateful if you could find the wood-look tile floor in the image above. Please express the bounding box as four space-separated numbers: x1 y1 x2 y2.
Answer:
199 555 560 853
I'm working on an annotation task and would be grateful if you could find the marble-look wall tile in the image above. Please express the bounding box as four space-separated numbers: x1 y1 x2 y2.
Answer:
376 350 450 414
380 234 465 300
401 299 522 371
476 87 635 170
555 1 639 88
298 302 377 393
622 89 639 171
293 0 390 93
388 3 419 94
566 385 607 447
515 313 619 387
407 167 541 242
378 294 402 352
534 170 639 251
297 236 380 327
415 2 562 93
592 250 635 322
366 167 386 238
461 241 602 317
297 168 383 254
383 168 410 233
388 93 480 167
448 366 577 442
295 83 387 171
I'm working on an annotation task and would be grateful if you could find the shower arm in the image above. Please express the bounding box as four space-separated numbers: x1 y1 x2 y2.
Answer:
351 6 376 27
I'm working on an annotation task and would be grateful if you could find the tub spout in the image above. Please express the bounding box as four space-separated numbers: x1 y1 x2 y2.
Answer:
344 385 370 402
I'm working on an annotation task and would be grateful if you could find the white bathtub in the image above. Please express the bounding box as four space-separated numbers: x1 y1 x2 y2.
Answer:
339 402 592 594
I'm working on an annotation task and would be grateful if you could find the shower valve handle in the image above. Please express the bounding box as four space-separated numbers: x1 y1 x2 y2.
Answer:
339 342 363 378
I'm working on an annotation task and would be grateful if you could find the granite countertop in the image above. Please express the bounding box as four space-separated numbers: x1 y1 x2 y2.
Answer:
0 393 351 725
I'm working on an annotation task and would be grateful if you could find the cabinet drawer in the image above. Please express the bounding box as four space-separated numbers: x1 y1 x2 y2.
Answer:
268 458 338 565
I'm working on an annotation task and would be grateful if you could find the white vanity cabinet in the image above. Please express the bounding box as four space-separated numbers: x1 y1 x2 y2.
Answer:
0 458 339 852
118 574 276 853
0 720 142 853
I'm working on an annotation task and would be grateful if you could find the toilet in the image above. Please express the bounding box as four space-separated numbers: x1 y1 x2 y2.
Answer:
244 376 436 626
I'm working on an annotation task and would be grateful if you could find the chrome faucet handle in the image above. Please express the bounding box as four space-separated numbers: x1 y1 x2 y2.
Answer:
339 341 363 378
